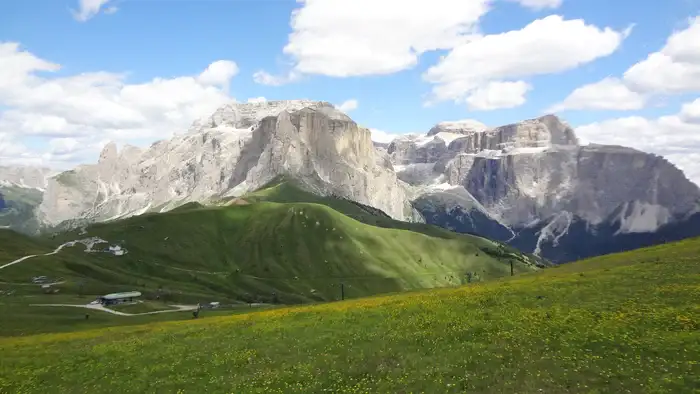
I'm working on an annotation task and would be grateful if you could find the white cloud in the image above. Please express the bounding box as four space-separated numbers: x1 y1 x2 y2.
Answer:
369 128 402 144
466 81 530 110
0 133 29 159
197 60 239 87
507 0 562 10
679 98 700 123
337 99 358 112
0 42 60 94
72 0 114 22
252 70 301 86
424 15 629 107
255 0 490 83
554 16 700 112
247 97 267 104
575 98 700 185
549 78 647 112
0 42 238 167
624 16 700 94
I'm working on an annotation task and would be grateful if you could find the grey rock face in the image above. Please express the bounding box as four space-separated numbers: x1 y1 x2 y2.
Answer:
391 114 700 248
34 103 700 262
38 100 415 226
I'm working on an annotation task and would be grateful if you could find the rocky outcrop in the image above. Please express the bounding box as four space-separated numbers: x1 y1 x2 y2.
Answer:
37 101 417 226
391 115 700 262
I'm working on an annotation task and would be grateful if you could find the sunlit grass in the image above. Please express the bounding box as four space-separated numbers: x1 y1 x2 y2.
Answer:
1 237 699 393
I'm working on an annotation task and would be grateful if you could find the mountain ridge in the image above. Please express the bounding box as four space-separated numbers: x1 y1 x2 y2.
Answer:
4 100 700 262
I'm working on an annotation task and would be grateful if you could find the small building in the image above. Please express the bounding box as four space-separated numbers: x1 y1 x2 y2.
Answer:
98 291 141 305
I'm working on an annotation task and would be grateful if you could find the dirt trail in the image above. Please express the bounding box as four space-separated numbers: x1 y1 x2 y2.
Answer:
0 242 77 271
30 303 198 316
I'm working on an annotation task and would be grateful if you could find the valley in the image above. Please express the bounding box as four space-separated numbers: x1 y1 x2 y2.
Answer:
0 179 543 336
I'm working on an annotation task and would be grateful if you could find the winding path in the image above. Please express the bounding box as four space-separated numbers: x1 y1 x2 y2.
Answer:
0 242 77 271
29 303 198 316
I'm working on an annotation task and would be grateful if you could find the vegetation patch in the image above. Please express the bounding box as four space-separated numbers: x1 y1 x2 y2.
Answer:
0 181 541 309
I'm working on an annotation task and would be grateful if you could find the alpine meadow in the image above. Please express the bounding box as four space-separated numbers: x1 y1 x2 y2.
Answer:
2 0 700 393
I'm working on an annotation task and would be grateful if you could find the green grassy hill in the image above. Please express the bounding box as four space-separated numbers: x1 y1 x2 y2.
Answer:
0 229 52 262
0 180 542 314
1 235 698 393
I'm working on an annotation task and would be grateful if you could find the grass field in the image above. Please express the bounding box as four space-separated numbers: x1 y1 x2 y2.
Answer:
0 294 276 337
0 236 698 393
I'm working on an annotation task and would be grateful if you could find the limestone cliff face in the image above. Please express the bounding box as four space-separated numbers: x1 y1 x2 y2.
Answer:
390 115 699 229
38 101 415 226
392 115 700 261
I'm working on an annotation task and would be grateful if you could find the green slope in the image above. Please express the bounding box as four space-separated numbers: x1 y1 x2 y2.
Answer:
1 236 698 393
243 175 478 239
0 229 52 262
0 181 542 311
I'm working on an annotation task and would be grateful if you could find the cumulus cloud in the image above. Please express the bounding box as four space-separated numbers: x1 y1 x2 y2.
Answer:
679 98 700 123
197 60 239 87
0 133 30 160
255 0 490 82
424 15 630 108
553 16 700 111
0 42 238 168
72 0 115 22
548 78 647 112
575 98 700 185
624 17 700 94
507 0 562 10
337 99 358 112
369 128 403 144
466 81 531 110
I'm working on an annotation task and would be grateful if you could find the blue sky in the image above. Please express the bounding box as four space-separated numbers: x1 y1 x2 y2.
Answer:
1 0 700 183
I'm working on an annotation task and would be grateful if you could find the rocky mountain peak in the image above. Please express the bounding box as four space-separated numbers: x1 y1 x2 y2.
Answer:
37 99 415 226
98 142 118 164
486 114 579 151
188 100 335 133
26 99 700 264
427 119 488 136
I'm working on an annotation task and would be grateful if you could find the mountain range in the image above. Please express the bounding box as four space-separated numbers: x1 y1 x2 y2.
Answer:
3 100 700 262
